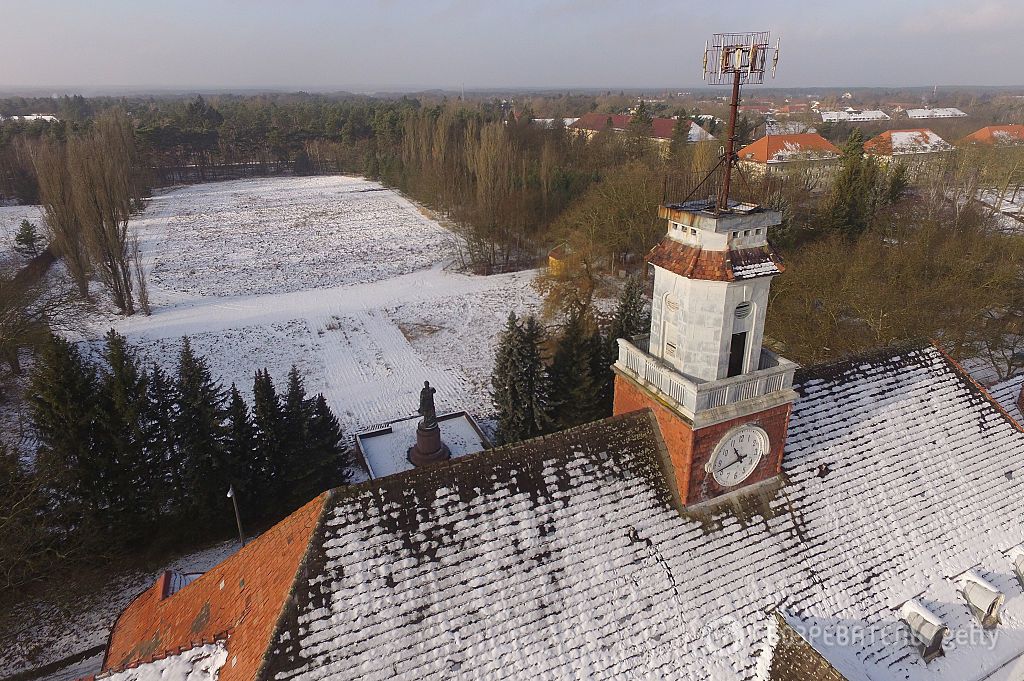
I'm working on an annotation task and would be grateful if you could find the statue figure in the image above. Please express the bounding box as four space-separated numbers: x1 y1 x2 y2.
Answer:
417 380 438 429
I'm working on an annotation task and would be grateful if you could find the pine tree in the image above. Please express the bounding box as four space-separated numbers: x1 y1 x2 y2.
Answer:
173 338 228 523
252 368 285 509
823 129 882 236
224 383 258 500
96 329 154 540
549 310 604 430
28 334 103 532
491 313 552 444
280 365 315 511
304 393 348 489
601 275 651 413
143 362 179 518
14 219 43 257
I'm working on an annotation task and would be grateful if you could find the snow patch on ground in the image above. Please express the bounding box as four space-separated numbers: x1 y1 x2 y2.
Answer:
0 204 44 271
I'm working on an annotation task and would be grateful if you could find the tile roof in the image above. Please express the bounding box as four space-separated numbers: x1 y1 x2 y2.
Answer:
102 495 327 681
738 133 840 164
960 125 1024 146
101 346 1024 681
990 374 1024 425
647 237 785 281
864 129 953 156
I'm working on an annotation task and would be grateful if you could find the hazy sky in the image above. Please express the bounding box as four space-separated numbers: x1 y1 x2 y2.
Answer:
2 0 1022 92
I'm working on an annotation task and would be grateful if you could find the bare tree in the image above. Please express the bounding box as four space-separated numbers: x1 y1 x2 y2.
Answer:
69 110 141 315
131 233 150 315
34 141 91 298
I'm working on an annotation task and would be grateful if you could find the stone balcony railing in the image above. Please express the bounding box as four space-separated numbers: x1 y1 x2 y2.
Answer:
615 335 798 417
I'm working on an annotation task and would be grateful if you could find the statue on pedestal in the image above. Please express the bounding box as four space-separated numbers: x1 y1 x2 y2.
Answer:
418 380 438 430
409 379 449 467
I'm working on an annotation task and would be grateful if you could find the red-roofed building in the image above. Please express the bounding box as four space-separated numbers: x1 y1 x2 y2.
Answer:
569 112 714 146
864 129 953 159
737 133 841 179
960 124 1024 146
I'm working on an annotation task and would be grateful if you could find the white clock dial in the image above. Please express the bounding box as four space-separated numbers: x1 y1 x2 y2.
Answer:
707 425 769 487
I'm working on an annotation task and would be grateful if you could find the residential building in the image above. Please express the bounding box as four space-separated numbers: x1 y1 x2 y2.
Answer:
960 124 1024 146
737 132 840 180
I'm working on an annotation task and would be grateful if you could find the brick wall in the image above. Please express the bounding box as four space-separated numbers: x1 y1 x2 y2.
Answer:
614 373 695 504
613 371 792 506
103 493 328 681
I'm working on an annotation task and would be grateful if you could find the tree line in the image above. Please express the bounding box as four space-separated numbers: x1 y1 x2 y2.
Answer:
1 330 348 593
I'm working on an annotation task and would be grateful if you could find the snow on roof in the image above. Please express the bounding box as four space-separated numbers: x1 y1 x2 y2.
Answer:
738 133 840 164
990 374 1024 424
98 642 227 681
864 129 953 156
356 411 488 478
258 345 1024 681
820 109 890 122
961 125 1024 146
907 108 967 119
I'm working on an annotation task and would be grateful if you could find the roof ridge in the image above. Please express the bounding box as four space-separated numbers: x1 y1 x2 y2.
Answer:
327 410 660 500
931 343 1024 435
252 493 334 681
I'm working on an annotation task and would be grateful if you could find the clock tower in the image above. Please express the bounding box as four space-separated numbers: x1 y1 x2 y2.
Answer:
612 32 794 508
611 202 797 507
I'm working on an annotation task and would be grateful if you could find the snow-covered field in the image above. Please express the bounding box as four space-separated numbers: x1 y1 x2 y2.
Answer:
103 176 541 452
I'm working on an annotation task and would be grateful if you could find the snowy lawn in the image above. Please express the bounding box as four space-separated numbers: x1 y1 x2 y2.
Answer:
92 176 541 470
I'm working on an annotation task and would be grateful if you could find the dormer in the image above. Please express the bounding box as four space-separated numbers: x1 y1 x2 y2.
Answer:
1009 546 1024 589
955 571 1003 629
900 600 947 662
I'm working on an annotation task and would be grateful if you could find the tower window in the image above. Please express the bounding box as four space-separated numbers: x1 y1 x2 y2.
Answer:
735 302 753 319
755 229 762 235
744 229 751 236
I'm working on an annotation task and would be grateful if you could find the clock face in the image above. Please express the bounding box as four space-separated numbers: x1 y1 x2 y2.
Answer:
707 425 769 487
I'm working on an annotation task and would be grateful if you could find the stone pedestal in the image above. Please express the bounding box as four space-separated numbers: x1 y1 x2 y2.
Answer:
407 423 451 467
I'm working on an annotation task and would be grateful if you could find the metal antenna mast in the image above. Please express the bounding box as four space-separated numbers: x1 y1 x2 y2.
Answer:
703 32 779 212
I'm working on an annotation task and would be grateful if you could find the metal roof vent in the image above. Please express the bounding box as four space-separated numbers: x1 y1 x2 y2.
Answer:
734 302 753 319
1009 546 1024 590
900 600 947 663
956 571 1004 629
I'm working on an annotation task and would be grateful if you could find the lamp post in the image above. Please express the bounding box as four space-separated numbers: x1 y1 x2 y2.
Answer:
226 484 246 547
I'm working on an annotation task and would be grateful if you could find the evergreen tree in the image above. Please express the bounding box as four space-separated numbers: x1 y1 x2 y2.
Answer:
823 129 882 236
607 276 650 349
144 362 179 518
305 393 348 488
601 275 651 412
28 334 103 532
252 368 285 507
14 219 43 257
173 338 228 523
548 310 604 429
626 101 653 160
224 383 258 500
491 313 552 444
280 365 315 510
96 330 154 540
